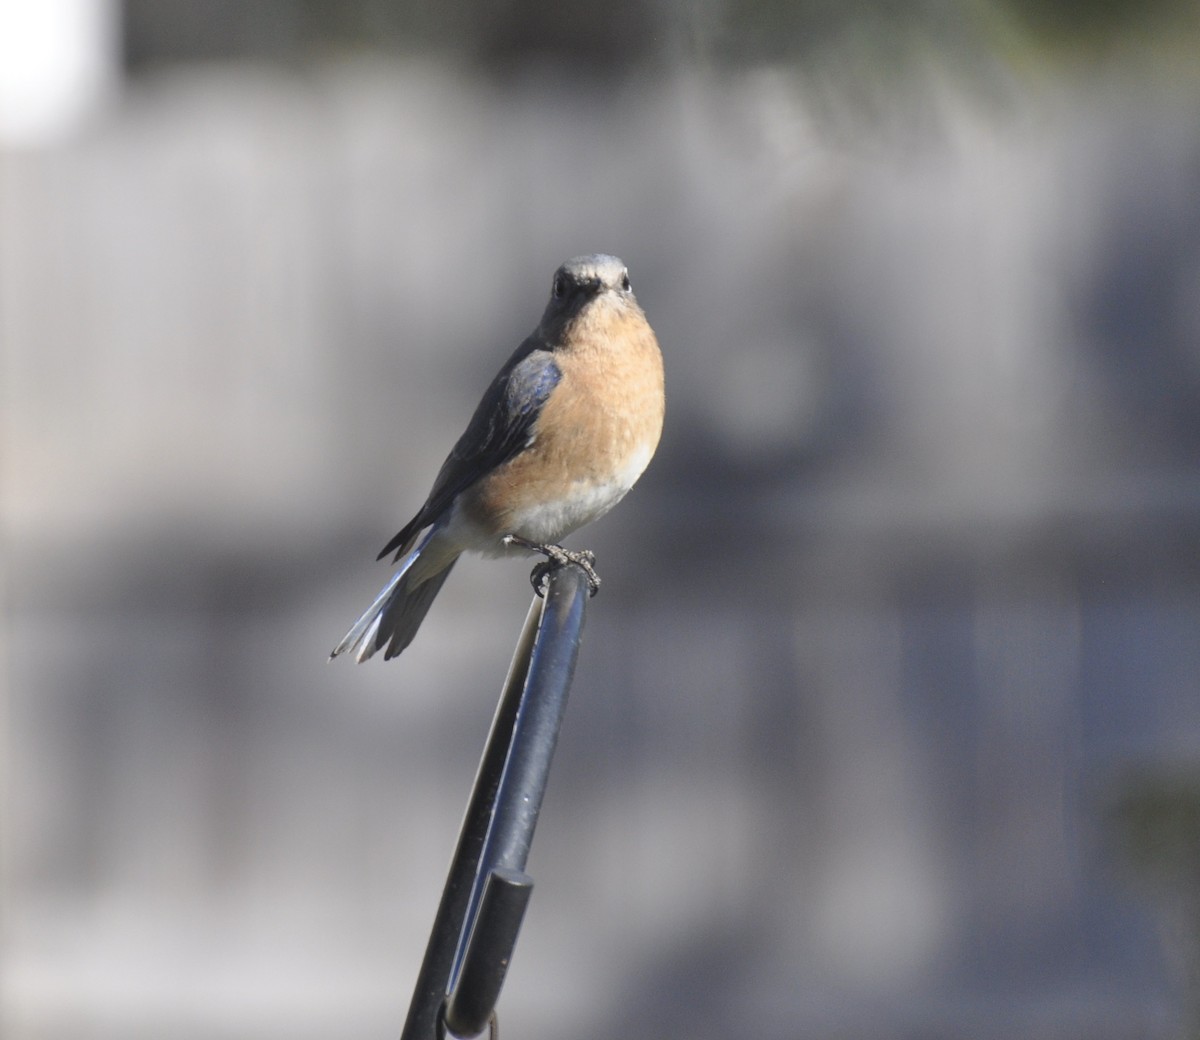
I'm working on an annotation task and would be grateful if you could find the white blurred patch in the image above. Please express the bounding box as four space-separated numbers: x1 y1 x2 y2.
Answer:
0 0 119 147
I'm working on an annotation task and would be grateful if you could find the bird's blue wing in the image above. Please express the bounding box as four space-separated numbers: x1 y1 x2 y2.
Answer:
378 341 561 561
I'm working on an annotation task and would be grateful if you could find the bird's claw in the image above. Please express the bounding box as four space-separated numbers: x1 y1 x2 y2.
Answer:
503 535 601 598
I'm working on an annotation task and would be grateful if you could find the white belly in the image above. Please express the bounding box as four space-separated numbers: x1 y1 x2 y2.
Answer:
505 479 631 545
474 439 654 554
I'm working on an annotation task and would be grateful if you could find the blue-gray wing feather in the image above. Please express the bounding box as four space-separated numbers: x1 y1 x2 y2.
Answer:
378 340 561 561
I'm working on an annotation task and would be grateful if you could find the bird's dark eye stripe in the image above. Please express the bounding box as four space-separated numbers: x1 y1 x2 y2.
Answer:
620 272 631 291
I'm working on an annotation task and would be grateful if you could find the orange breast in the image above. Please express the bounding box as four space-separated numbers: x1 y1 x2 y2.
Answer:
467 296 665 539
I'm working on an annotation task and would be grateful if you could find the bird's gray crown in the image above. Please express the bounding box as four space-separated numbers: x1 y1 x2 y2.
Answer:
554 254 630 294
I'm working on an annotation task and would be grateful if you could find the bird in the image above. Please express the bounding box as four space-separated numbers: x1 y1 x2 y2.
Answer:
330 253 665 663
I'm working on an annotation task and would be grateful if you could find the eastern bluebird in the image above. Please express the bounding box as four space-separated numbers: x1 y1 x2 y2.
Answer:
330 254 665 662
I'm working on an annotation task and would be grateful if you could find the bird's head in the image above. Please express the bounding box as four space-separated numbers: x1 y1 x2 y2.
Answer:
538 254 640 339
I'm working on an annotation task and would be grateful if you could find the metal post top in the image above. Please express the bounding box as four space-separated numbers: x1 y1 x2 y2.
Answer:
400 559 593 1040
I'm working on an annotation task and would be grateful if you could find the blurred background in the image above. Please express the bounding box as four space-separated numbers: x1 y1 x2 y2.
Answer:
3 1 1200 1038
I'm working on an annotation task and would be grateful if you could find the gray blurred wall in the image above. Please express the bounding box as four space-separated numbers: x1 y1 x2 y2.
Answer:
3 7 1200 1040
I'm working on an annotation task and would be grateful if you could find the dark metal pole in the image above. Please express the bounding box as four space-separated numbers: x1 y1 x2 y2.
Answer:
449 563 589 984
397 598 540 1040
442 868 533 1038
398 563 590 1040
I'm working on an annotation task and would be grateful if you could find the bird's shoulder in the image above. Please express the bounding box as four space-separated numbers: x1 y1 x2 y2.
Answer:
453 335 562 460
378 336 562 560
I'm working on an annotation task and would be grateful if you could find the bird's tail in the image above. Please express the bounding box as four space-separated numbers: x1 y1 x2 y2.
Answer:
330 531 459 662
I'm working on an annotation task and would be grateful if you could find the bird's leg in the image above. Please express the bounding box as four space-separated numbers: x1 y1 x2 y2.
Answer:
502 535 601 597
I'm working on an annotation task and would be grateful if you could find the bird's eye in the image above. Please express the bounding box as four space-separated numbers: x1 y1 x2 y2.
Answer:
552 273 568 299
620 271 631 292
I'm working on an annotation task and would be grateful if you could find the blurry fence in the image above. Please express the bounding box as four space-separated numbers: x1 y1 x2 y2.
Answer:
3 59 1200 1040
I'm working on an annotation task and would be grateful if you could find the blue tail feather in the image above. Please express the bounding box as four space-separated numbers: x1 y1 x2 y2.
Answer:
331 528 458 662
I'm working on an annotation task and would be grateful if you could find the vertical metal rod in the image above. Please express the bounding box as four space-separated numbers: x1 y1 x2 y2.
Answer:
398 563 590 1040
398 597 542 1040
449 564 589 989
442 868 534 1038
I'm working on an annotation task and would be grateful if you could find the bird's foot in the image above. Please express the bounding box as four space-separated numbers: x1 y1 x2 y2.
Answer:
503 535 601 597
